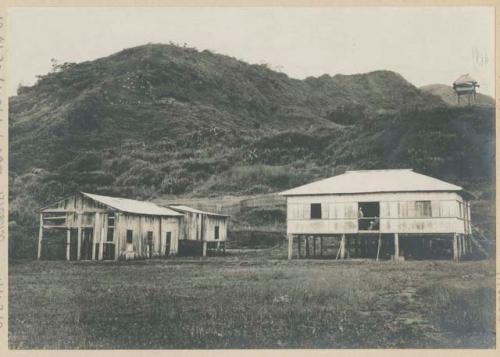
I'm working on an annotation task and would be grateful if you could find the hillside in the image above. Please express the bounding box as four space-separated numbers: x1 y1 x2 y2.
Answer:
421 84 495 107
8 43 495 258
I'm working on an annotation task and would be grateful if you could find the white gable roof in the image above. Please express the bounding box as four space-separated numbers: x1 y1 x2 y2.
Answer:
280 169 463 196
168 205 229 217
82 192 183 216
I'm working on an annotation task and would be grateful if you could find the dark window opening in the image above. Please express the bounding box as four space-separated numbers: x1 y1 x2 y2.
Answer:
214 226 220 240
126 229 133 244
416 201 432 217
358 202 380 231
310 203 322 219
165 232 171 256
106 228 114 242
147 231 153 259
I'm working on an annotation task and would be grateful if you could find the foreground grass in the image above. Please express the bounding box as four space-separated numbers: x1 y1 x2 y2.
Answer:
9 248 495 349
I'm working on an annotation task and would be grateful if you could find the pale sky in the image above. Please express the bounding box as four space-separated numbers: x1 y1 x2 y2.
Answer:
8 7 495 97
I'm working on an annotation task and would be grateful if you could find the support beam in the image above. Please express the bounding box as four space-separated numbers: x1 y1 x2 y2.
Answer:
202 241 207 257
66 229 71 261
305 236 310 257
287 234 293 260
77 213 82 261
313 236 316 257
320 237 323 256
37 213 44 259
340 234 346 259
452 234 459 262
376 233 382 261
99 213 105 261
457 234 462 260
114 213 120 261
297 236 302 258
394 233 399 259
92 213 98 261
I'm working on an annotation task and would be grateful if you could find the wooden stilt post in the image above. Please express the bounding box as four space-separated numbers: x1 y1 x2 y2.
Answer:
305 236 310 257
37 213 44 260
287 234 293 260
320 236 323 256
313 236 316 257
452 234 458 262
376 233 382 261
66 228 71 261
297 235 302 258
340 234 346 259
92 213 99 261
394 233 399 260
457 234 462 260
345 236 350 258
202 241 207 257
99 216 105 261
77 213 82 261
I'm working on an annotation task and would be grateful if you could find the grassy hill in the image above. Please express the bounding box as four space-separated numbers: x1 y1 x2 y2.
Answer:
8 43 495 258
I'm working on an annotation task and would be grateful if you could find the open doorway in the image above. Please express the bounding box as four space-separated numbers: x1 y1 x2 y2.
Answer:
358 202 380 231
81 228 94 260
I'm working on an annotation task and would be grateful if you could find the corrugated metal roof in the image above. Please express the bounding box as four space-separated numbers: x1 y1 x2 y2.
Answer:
453 74 477 85
168 205 229 217
81 192 184 216
280 169 463 196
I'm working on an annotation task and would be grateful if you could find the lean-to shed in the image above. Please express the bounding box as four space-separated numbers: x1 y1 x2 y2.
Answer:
281 169 474 261
37 192 183 260
167 205 229 256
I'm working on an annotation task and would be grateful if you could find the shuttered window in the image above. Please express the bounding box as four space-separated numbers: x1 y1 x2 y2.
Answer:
214 226 220 240
415 201 432 217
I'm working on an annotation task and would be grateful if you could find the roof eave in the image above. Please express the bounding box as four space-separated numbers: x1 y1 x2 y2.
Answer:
280 189 466 197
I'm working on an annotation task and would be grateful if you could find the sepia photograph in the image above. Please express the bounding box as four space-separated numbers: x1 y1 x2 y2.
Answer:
4 5 496 350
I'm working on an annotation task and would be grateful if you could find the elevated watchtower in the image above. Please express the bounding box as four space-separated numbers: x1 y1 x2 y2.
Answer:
453 74 479 106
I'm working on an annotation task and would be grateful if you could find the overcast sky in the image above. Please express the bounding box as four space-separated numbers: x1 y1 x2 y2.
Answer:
8 7 495 96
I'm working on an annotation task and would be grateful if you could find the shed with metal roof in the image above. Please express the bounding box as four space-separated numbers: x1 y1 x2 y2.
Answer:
37 192 183 261
167 205 229 256
281 169 472 262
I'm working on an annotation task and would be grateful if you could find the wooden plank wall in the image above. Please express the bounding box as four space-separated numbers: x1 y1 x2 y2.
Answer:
41 193 181 259
287 192 469 235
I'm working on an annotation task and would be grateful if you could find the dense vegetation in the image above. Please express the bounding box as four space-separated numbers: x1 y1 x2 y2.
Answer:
8 43 495 258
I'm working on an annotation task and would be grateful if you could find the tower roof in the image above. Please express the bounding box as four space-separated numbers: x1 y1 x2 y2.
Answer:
453 74 478 86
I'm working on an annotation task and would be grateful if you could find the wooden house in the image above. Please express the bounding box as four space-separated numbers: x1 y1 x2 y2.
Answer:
37 192 183 260
281 169 474 261
167 205 229 256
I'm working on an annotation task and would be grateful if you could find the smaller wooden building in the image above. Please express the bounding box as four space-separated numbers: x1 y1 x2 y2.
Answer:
37 192 183 260
168 205 229 256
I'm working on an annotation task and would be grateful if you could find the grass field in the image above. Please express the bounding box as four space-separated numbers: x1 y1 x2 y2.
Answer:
9 247 496 349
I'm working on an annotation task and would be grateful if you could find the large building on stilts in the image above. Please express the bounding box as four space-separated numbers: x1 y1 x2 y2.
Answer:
281 169 474 262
